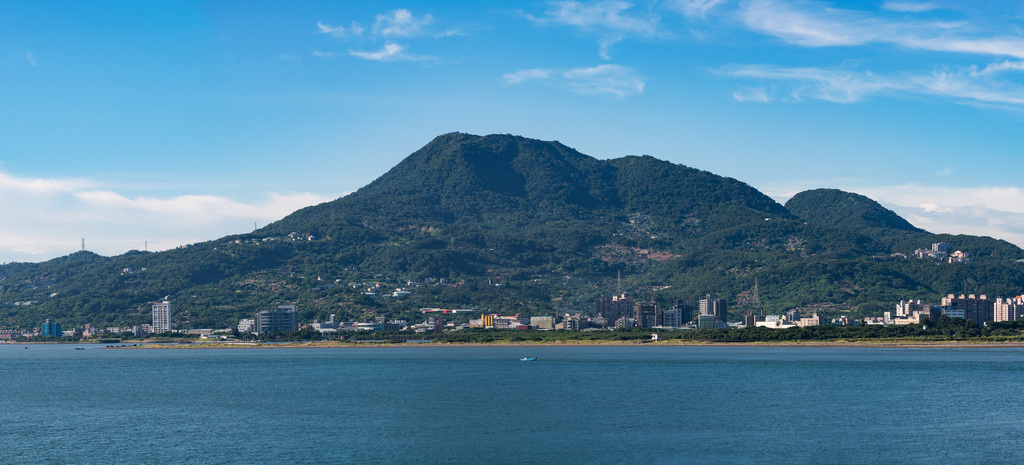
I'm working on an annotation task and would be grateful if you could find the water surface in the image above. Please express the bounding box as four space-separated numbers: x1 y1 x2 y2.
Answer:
3 344 1021 464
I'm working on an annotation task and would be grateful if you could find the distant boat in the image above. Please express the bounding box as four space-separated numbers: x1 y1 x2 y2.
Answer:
520 356 537 361
75 348 85 350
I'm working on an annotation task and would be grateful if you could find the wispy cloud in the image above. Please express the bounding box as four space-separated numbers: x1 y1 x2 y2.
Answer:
317 9 454 62
349 43 435 62
0 170 333 263
881 2 941 13
374 9 433 38
503 68 555 84
317 20 364 38
977 60 1024 75
732 86 771 103
741 0 901 47
0 171 93 193
536 1 659 34
437 29 467 38
740 0 1024 58
721 61 1024 107
721 64 902 103
664 0 728 19
312 50 340 58
504 64 645 97
531 1 661 59
26 52 37 67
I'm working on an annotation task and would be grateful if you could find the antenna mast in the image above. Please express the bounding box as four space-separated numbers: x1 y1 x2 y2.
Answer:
754 277 763 316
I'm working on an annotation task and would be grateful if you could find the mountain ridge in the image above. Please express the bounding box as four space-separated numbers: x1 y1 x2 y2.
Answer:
1 133 1022 329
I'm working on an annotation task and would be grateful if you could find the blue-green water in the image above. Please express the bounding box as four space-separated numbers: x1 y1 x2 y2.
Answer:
4 344 1024 464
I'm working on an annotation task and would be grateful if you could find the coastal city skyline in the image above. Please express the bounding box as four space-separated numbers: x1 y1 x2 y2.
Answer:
4 0 1024 263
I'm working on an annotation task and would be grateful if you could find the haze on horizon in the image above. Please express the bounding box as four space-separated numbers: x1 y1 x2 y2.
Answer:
3 0 1024 263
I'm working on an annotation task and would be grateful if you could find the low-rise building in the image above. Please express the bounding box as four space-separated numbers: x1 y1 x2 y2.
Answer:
530 316 555 330
797 313 821 327
237 319 255 334
562 313 585 331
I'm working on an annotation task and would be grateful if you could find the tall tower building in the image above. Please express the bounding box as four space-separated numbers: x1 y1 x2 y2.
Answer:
941 294 994 326
41 319 62 338
595 294 634 327
635 300 661 328
699 295 728 323
152 297 172 333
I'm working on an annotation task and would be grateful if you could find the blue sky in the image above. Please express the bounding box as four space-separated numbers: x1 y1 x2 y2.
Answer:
3 0 1024 262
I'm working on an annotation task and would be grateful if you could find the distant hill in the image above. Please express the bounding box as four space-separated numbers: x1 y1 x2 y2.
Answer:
786 188 920 232
2 133 1023 329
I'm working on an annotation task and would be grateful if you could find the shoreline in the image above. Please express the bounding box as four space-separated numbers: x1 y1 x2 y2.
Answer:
93 339 1024 349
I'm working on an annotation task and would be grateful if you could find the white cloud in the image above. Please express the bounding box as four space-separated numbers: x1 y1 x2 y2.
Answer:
597 36 622 60
539 0 659 34
0 171 94 193
721 64 904 103
349 43 434 62
977 60 1024 75
732 86 771 102
0 170 334 263
26 52 37 67
721 62 1024 107
665 0 728 19
881 2 940 13
504 64 645 97
317 9 455 62
740 0 1024 59
374 9 433 38
438 29 467 38
531 1 661 58
317 21 364 38
741 0 889 47
564 64 645 96
503 68 555 84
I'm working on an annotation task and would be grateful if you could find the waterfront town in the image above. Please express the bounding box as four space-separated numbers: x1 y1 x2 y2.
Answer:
2 241 1018 342
5 289 1023 342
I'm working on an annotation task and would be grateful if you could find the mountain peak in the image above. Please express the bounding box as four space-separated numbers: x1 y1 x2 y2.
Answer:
785 188 920 232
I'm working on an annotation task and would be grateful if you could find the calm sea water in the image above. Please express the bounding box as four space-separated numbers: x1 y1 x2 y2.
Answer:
3 344 1024 464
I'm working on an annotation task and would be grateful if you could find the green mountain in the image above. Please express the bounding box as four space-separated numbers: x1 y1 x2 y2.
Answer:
2 133 1023 329
785 188 920 232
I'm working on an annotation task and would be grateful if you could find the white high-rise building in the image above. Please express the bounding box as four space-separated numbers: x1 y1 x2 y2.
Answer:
152 297 172 333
